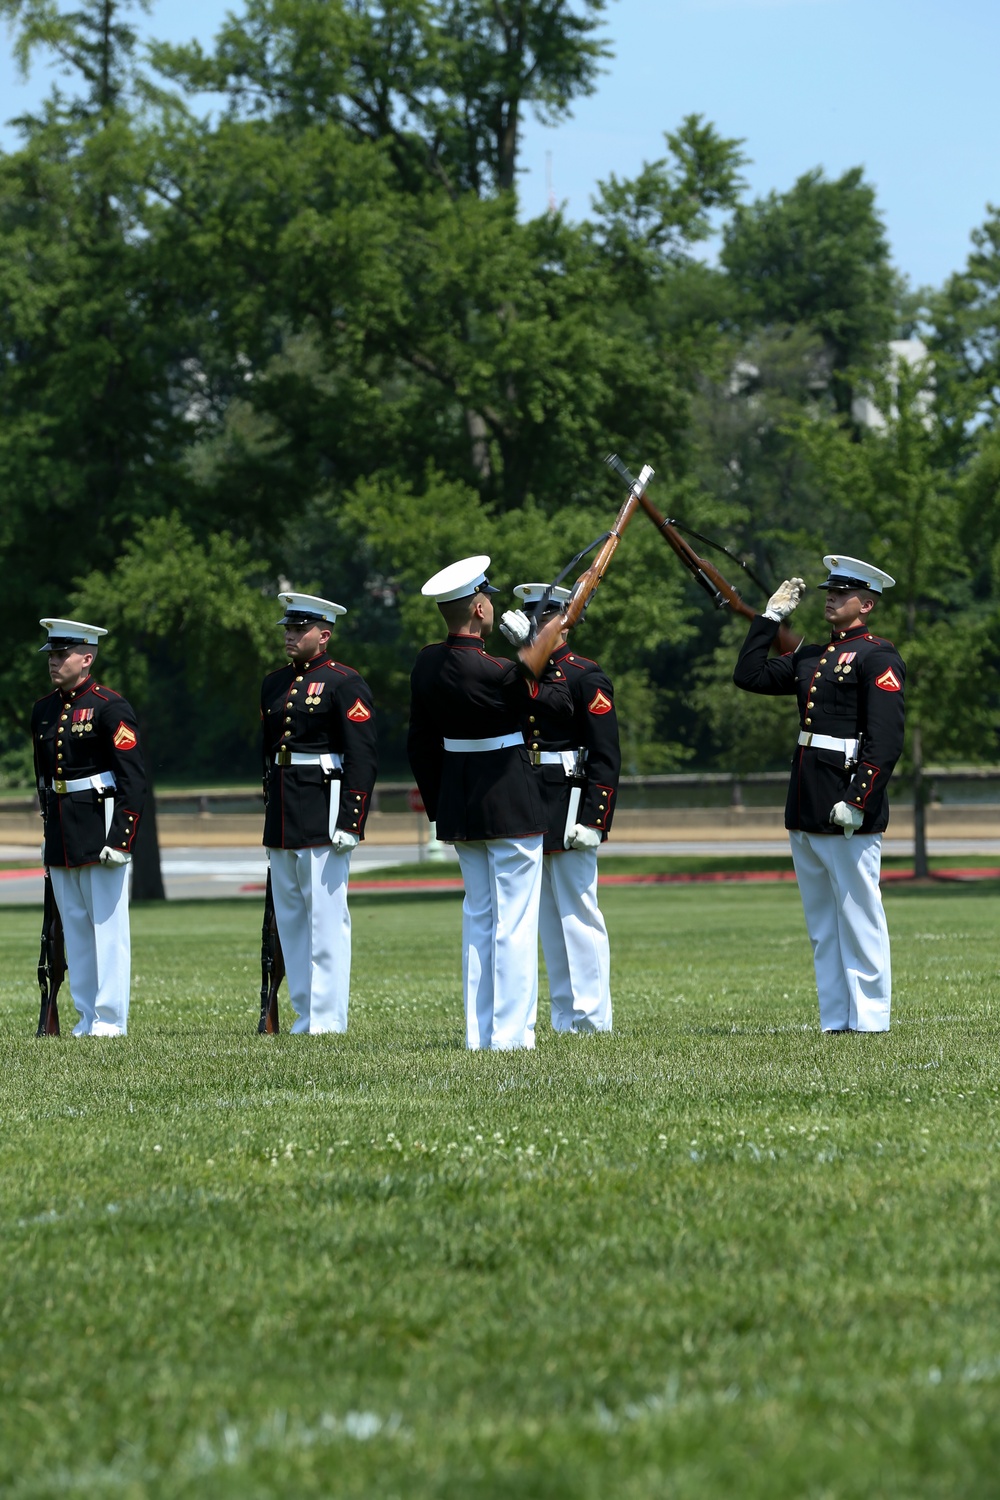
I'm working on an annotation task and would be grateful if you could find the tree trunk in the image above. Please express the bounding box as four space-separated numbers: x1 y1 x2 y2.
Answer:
132 765 166 902
911 723 929 879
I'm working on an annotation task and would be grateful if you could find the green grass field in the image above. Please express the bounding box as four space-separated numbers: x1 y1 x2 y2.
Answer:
2 883 999 1499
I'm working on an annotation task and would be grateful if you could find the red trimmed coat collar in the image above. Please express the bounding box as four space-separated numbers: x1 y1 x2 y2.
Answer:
60 674 94 703
828 625 871 645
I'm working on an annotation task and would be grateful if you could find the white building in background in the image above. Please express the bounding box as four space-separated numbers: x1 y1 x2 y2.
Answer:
852 337 933 429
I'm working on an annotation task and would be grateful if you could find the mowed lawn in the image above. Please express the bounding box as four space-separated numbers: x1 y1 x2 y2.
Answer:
1 882 999 1499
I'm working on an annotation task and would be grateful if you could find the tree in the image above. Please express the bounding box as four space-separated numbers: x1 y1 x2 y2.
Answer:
150 0 614 198
931 203 1000 448
0 0 190 745
721 167 897 413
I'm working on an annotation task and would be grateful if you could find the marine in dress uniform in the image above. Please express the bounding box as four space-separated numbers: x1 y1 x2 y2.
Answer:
261 592 378 1034
31 619 146 1036
407 556 572 1051
501 585 621 1033
733 555 906 1032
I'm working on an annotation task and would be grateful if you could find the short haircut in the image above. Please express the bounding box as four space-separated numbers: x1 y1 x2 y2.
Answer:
438 595 477 632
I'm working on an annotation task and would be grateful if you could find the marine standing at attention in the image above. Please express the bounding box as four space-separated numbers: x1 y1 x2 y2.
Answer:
31 618 146 1036
733 555 905 1033
261 592 378 1034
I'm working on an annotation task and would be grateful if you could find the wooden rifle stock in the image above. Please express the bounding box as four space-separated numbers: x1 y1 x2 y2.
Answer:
518 459 655 680
638 492 802 655
36 872 65 1036
258 867 284 1034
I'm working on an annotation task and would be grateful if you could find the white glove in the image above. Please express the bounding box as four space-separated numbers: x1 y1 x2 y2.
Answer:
566 823 602 850
99 845 130 866
764 577 806 622
331 829 359 854
498 608 532 646
830 802 864 838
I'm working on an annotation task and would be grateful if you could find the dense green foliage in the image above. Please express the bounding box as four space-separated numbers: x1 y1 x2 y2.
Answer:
2 886 1000 1496
1 0 998 789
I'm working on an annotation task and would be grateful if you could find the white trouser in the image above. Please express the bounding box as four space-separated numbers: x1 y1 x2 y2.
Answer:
540 849 612 1033
455 836 543 1050
789 831 891 1032
48 863 131 1036
267 846 352 1034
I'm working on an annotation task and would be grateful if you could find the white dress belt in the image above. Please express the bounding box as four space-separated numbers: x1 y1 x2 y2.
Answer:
798 732 860 757
49 771 117 795
443 733 523 753
534 749 585 772
274 751 344 771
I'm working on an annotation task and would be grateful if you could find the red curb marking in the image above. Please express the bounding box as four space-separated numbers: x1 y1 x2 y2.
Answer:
236 866 1000 895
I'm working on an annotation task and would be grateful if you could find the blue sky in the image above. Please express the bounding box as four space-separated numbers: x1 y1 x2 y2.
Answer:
2 0 997 291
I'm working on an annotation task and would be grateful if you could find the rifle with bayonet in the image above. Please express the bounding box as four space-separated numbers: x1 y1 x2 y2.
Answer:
605 454 802 654
518 457 656 680
258 866 284 1034
36 872 65 1036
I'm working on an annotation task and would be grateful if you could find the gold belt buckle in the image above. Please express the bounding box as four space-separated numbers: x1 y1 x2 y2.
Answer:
54 778 67 794
529 750 542 766
276 748 291 767
800 733 813 747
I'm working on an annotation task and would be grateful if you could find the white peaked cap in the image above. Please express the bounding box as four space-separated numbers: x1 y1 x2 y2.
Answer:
277 592 347 625
39 618 107 652
421 555 497 603
514 583 572 608
819 555 895 594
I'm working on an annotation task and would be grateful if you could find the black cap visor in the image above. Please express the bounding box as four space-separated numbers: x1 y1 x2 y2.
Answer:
818 573 873 592
280 610 326 627
40 636 89 653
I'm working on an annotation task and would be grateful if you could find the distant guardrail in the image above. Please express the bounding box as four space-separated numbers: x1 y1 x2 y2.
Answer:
5 767 1000 816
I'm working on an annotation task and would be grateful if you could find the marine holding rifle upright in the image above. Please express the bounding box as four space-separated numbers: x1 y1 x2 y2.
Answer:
733 555 906 1033
31 618 146 1036
407 556 572 1052
500 585 621 1034
261 592 378 1034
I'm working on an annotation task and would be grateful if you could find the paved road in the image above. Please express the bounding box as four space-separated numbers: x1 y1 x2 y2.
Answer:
0 843 462 904
3 838 999 904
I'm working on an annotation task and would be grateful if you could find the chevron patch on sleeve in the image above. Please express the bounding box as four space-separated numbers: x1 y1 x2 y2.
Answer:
346 698 372 722
113 722 137 750
875 668 901 692
588 689 613 715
